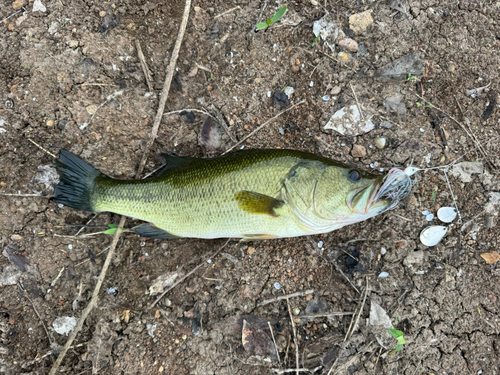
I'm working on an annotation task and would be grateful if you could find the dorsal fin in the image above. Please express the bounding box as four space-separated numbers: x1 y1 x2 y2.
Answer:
157 152 196 176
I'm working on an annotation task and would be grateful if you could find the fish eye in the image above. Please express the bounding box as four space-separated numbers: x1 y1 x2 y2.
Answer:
348 170 361 182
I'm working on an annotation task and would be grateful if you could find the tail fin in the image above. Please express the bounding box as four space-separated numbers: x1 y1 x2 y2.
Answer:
53 150 102 212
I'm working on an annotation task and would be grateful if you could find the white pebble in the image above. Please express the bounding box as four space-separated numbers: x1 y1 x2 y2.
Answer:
267 91 271 98
426 213 434 221
422 210 429 215
420 128 425 132
309 81 314 87
68 244 73 250
322 95 330 101
274 282 281 290
381 248 387 255
317 241 323 248
378 272 389 278
207 259 212 263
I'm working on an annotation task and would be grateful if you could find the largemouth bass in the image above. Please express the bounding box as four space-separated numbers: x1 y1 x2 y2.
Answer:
53 149 412 240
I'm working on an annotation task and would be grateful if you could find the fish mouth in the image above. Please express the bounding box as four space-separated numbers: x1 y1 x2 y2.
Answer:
348 168 413 215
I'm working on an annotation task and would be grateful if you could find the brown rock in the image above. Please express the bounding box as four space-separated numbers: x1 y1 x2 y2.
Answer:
351 145 366 158
13 0 24 10
338 38 359 52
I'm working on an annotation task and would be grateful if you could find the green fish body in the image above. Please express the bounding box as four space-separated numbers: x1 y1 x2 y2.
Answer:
54 149 412 240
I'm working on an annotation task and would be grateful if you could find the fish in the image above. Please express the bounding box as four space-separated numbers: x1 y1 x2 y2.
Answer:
53 149 413 240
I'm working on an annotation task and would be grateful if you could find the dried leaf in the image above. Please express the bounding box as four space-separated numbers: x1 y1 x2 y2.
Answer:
241 320 278 361
2 243 30 272
480 251 500 264
200 116 223 152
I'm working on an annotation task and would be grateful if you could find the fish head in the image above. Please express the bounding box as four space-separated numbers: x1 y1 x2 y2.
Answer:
311 165 413 230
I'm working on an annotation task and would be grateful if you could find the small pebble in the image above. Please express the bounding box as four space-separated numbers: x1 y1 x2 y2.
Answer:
207 259 212 264
378 272 389 278
374 137 386 149
381 248 387 255
317 241 323 248
267 91 271 98
309 81 314 87
422 210 429 215
420 128 425 132
322 95 330 101
274 282 281 290
68 244 73 250
426 213 434 221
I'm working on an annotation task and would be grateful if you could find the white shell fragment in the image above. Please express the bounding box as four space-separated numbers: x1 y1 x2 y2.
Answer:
404 167 419 176
437 207 457 223
420 226 447 247
426 213 434 221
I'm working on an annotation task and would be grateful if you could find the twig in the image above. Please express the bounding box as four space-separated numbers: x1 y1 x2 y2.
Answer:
48 216 126 375
254 1 268 25
163 108 211 117
268 321 281 367
443 169 462 225
296 311 354 319
87 100 108 126
1 8 23 23
49 3 192 373
345 277 369 341
205 105 237 143
28 139 57 158
416 94 495 169
46 267 65 294
0 193 49 197
135 39 154 92
331 260 360 294
214 5 241 19
257 289 314 307
350 82 364 121
18 282 53 345
150 238 231 308
136 0 192 175
286 297 300 375
74 214 98 237
272 368 322 374
224 100 306 154
390 213 412 222
377 115 402 127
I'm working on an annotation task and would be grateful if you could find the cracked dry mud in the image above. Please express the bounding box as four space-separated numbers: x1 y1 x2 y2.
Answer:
1 0 499 374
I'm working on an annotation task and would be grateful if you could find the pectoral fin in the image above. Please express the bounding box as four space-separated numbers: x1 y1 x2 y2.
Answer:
132 223 179 239
235 191 284 217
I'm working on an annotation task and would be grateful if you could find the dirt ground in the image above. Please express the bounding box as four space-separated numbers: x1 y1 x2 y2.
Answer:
1 0 500 374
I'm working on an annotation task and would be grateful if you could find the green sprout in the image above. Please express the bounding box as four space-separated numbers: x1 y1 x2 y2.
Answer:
255 5 287 31
312 35 320 47
103 223 126 235
389 328 407 354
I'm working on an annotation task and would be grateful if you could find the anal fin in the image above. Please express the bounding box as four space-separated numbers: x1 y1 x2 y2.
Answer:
132 223 179 239
240 233 278 241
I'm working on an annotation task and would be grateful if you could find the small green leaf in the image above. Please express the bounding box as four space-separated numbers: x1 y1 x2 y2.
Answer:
255 22 268 29
312 35 319 47
432 191 436 201
271 5 287 23
416 102 422 107
266 17 272 26
103 224 125 235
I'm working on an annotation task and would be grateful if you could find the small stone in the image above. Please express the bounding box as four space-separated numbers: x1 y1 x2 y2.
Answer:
207 85 213 91
8 24 14 31
46 120 54 127
447 63 455 73
247 246 255 255
351 145 366 158
349 10 373 33
68 40 79 48
330 86 341 95
194 6 201 11
292 65 300 73
338 38 359 52
380 120 393 129
13 0 24 9
11 234 22 241
295 59 300 65
310 0 318 5
32 0 46 12
374 137 386 149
